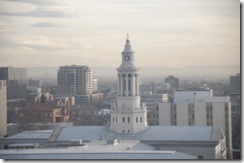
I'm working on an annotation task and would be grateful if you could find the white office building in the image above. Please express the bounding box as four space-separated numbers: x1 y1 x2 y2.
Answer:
159 90 232 158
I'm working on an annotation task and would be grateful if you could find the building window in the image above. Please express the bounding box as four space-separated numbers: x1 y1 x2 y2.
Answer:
116 117 118 123
136 117 138 123
128 79 131 91
122 117 125 123
128 117 130 123
128 130 130 133
156 106 159 111
140 117 142 122
113 117 115 123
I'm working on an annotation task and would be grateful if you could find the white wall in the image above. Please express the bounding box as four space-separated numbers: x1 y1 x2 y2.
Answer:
213 103 226 131
0 80 7 139
195 103 207 126
158 103 171 125
176 103 188 126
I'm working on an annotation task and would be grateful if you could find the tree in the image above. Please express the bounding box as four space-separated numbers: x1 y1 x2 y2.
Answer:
71 104 101 126
14 109 45 131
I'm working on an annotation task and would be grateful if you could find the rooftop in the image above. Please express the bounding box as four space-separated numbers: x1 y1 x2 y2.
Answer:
4 130 53 140
56 126 222 142
0 140 197 159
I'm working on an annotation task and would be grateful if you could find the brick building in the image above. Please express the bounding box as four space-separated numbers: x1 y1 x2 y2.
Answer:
15 103 70 124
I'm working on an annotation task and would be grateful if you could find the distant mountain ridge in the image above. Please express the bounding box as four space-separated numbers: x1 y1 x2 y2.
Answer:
27 65 240 81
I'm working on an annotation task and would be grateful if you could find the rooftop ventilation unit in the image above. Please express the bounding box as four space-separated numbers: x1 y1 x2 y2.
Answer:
107 138 118 145
70 139 82 145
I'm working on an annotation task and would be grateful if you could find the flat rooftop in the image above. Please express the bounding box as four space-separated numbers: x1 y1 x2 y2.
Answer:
4 130 53 140
0 140 197 159
56 126 222 142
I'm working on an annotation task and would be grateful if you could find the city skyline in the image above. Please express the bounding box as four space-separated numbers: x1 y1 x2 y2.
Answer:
0 0 240 68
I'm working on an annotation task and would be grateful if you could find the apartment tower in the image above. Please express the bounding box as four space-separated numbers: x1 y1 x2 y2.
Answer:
57 65 93 96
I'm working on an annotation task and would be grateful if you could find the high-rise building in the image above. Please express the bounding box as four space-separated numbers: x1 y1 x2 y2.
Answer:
0 67 27 100
0 80 7 138
93 79 98 92
110 34 148 133
28 78 42 88
230 73 240 94
159 90 232 158
57 65 93 96
229 73 241 158
165 75 179 90
230 73 240 115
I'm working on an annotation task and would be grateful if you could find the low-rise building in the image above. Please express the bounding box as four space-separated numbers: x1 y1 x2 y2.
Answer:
0 125 226 159
0 130 53 149
0 139 197 160
158 90 232 158
15 103 70 125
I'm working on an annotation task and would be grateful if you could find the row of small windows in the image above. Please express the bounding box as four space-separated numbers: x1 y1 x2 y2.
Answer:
112 117 143 123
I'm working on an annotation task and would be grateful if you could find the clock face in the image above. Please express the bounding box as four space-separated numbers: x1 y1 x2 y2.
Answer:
124 55 130 61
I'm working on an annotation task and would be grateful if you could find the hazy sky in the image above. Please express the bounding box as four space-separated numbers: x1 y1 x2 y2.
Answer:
0 0 240 68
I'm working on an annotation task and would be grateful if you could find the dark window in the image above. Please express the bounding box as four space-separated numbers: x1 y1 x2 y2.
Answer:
128 117 130 123
128 79 131 91
122 117 125 123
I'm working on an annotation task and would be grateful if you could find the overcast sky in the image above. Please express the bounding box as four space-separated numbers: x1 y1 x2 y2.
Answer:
0 0 240 68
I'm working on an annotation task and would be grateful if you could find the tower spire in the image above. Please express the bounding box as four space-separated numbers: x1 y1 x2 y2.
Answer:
126 33 130 43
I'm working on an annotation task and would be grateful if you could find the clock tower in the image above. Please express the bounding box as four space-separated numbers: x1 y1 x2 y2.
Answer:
110 34 148 133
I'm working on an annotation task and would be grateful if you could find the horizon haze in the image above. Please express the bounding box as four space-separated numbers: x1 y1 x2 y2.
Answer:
26 64 240 83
